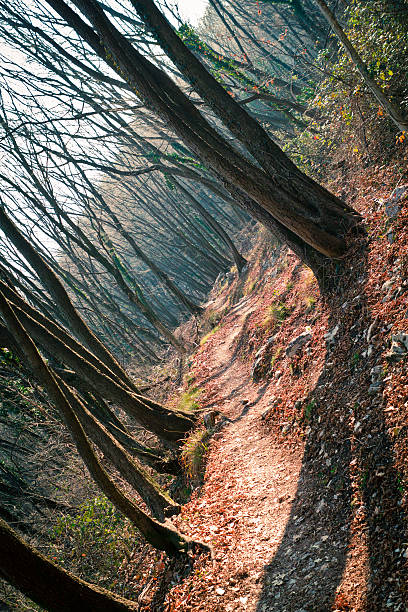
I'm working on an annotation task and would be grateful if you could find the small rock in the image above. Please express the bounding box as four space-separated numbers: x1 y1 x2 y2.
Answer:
384 184 408 220
385 334 408 362
366 318 378 342
286 332 312 358
251 356 264 382
261 407 273 420
203 411 217 430
324 325 339 350
393 332 408 350
371 365 383 379
382 279 394 292
215 587 225 596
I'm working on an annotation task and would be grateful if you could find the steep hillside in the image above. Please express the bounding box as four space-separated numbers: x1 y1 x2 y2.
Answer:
136 169 408 611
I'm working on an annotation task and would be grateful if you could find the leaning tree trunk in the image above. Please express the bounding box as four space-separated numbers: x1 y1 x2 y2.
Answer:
57 377 179 519
1 283 195 442
314 0 408 133
0 518 139 612
0 206 139 390
45 0 363 272
0 290 207 556
174 180 247 273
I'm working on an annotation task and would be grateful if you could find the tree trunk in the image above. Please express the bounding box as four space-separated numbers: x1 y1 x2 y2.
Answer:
0 280 195 442
0 291 207 555
0 207 138 390
57 377 179 519
46 0 363 265
314 0 408 132
0 518 139 612
174 180 247 273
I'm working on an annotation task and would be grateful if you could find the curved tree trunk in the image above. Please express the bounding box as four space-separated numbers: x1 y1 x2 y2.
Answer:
0 518 139 612
0 207 139 389
0 279 140 394
57 377 179 519
0 278 195 443
46 0 363 263
0 291 207 556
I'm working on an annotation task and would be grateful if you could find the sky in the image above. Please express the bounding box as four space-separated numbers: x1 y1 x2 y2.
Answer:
176 0 208 25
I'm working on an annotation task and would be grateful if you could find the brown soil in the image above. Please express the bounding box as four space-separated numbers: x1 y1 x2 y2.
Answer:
155 172 408 612
171 297 304 611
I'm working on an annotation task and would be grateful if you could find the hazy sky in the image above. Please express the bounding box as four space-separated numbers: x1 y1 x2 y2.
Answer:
177 0 208 24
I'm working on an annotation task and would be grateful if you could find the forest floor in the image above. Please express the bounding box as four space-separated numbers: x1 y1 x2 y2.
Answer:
137 163 408 612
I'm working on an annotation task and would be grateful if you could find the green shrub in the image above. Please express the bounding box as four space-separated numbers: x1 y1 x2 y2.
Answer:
181 427 209 482
305 296 316 311
263 301 291 329
200 325 220 346
48 496 138 591
207 309 222 328
176 386 201 412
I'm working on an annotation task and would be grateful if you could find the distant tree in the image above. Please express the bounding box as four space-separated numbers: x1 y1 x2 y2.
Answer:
42 0 363 284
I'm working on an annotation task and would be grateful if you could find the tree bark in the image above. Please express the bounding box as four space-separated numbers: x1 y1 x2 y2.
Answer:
45 0 363 264
0 207 138 390
0 518 139 612
56 377 179 519
314 0 408 132
0 291 207 555
0 281 194 442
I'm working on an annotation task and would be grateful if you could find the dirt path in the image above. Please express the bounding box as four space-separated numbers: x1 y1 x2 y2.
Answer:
171 297 305 611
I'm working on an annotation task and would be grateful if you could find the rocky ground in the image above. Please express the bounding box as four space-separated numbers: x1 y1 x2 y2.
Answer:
135 169 408 611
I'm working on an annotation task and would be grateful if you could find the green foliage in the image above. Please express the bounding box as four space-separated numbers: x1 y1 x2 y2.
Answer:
49 496 138 591
207 309 222 328
305 296 316 311
284 0 408 173
200 325 220 346
263 301 290 329
351 351 360 368
0 347 20 367
181 427 209 481
303 399 315 422
184 372 196 387
397 472 405 496
359 469 369 490
176 386 201 412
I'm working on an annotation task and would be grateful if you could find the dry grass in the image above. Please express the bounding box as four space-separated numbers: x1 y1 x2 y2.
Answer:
180 427 210 482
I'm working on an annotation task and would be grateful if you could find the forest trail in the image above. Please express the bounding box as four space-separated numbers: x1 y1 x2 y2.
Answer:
172 296 306 611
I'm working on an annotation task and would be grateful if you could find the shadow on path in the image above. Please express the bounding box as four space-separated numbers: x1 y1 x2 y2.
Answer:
256 258 408 610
